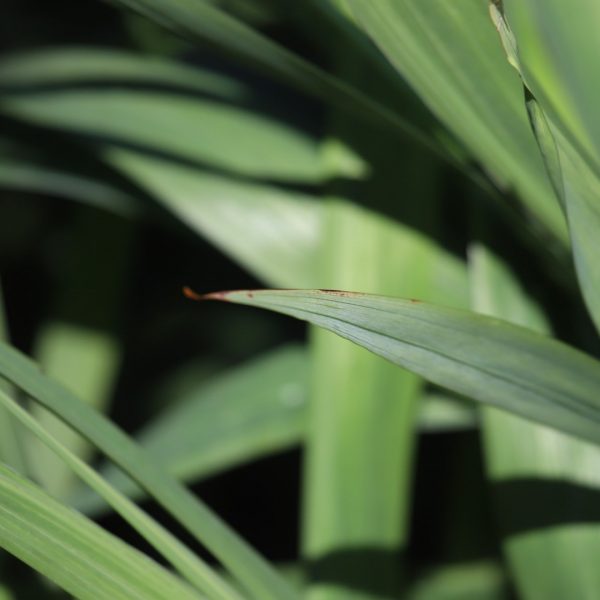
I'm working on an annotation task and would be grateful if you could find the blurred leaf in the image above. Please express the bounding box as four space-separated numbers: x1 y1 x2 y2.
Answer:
492 4 600 334
108 149 322 288
304 201 426 599
71 346 474 517
72 345 308 515
418 391 476 433
0 584 14 600
0 154 140 217
0 282 26 474
407 561 508 600
346 0 568 249
199 289 600 445
0 461 203 600
0 341 300 600
502 0 600 170
105 0 443 159
0 48 365 184
0 387 241 600
470 242 600 600
27 212 132 499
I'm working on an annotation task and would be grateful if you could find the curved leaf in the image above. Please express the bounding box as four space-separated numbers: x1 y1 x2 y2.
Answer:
0 341 299 600
0 387 241 600
196 289 600 445
0 461 202 600
492 4 600 334
0 48 349 184
471 242 600 600
346 0 567 248
105 0 441 158
73 345 308 515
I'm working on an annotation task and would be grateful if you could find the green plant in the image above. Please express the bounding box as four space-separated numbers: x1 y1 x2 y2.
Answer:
0 1 599 599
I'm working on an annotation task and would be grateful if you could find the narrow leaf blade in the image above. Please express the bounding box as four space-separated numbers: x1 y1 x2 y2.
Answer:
199 289 600 445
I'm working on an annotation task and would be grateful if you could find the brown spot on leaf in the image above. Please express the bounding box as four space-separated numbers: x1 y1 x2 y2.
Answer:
318 289 354 297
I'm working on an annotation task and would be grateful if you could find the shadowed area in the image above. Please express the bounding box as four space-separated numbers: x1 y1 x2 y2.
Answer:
491 478 600 537
306 547 406 597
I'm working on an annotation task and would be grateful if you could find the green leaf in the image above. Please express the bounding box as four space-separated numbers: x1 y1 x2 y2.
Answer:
470 242 600 600
0 461 203 600
502 0 600 170
0 283 26 474
418 391 476 433
345 0 567 248
303 202 425 598
27 211 132 499
491 5 600 334
72 345 308 515
0 341 300 600
72 347 474 517
104 0 442 159
0 154 140 217
0 48 356 184
0 387 241 600
107 149 322 288
197 289 600 445
407 561 508 600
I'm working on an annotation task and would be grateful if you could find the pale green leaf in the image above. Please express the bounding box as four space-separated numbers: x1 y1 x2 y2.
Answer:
108 149 322 288
0 387 241 600
0 48 350 184
407 561 507 600
105 0 441 158
470 242 600 600
71 346 473 517
0 461 203 600
346 0 567 248
72 345 308 515
0 341 300 600
493 5 600 333
503 0 600 169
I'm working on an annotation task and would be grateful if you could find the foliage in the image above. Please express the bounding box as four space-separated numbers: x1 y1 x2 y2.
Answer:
0 1 599 599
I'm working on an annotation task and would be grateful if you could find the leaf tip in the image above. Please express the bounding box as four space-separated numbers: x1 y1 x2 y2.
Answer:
183 287 257 302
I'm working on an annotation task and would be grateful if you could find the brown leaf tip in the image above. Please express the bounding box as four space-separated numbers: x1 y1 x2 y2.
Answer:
182 286 204 301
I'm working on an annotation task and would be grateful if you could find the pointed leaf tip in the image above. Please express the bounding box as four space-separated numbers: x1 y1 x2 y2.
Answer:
182 286 204 301
183 287 254 302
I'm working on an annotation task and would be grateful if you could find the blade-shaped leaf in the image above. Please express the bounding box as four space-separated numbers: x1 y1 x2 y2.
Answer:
27 211 131 499
471 242 600 600
72 345 308 515
0 387 241 600
72 348 474 517
0 48 359 184
0 461 203 600
407 561 508 600
346 0 567 248
195 289 600 445
491 4 600 334
104 0 442 158
107 149 322 288
502 0 600 170
0 156 140 217
0 341 300 600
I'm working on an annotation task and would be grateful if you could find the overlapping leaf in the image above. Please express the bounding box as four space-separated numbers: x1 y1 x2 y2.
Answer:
198 289 600 445
471 243 600 600
494 1 600 333
346 0 567 249
0 461 203 600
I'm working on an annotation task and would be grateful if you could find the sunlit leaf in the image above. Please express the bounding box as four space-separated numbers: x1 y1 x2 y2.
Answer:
0 461 203 600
